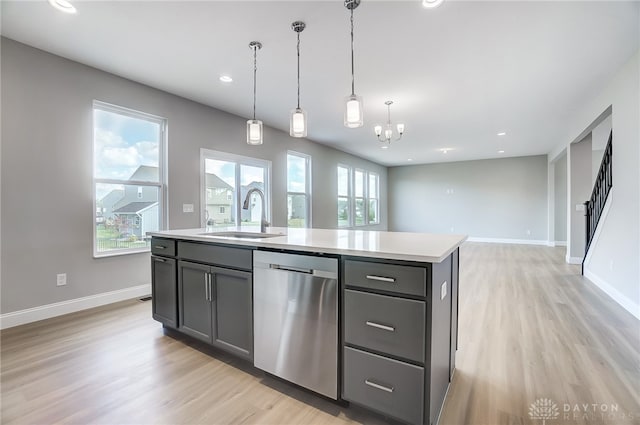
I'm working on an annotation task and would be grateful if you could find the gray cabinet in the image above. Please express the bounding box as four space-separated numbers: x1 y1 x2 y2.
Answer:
342 256 453 425
151 237 178 328
177 258 253 361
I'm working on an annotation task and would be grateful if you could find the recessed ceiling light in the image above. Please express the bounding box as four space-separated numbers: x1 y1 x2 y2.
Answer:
498 150 505 154
497 132 507 136
422 0 445 9
440 148 450 154
407 159 413 162
381 145 389 149
219 75 233 83
48 0 77 14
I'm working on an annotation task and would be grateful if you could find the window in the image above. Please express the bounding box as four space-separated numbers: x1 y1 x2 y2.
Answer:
93 101 166 257
337 165 351 227
337 166 380 227
369 172 380 224
287 152 311 228
201 149 271 228
354 169 366 226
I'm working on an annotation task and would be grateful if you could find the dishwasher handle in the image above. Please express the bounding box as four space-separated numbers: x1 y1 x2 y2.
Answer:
270 264 312 274
269 264 337 280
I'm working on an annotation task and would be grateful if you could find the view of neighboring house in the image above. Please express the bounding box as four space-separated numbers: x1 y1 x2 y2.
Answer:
98 165 159 239
205 173 233 225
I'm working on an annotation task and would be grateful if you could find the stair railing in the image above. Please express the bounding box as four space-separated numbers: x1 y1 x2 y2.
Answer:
583 130 612 274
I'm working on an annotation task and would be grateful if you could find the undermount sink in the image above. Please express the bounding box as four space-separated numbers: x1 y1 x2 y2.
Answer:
199 231 284 240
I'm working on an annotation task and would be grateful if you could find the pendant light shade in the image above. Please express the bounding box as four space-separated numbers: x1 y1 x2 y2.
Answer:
344 94 363 128
247 41 263 145
290 21 307 138
344 0 363 128
246 119 263 145
290 108 307 137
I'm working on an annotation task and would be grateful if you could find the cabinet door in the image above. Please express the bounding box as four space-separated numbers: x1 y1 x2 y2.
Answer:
210 266 253 360
151 256 177 328
178 261 212 343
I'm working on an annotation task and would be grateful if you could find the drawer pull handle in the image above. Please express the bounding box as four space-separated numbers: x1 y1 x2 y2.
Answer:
365 275 396 283
365 321 395 332
365 379 394 393
154 258 166 263
155 245 166 249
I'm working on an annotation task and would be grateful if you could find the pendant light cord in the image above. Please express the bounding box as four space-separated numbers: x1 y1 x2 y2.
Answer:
297 31 301 109
252 46 257 120
387 103 391 125
350 7 355 96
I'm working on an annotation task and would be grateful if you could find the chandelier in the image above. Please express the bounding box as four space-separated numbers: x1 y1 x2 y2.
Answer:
374 101 404 147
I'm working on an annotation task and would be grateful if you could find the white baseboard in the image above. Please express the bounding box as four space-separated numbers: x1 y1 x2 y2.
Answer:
0 284 151 330
554 241 567 247
466 237 549 246
584 269 640 320
566 256 583 264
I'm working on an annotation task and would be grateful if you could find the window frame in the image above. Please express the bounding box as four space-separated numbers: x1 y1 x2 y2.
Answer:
368 172 380 225
92 101 167 258
337 164 353 228
286 151 312 228
200 149 272 228
337 166 380 228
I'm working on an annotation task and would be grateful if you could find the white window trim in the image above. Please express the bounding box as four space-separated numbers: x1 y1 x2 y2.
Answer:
92 101 168 258
287 150 312 228
337 166 381 228
369 171 380 225
200 148 272 228
337 164 353 228
354 168 367 227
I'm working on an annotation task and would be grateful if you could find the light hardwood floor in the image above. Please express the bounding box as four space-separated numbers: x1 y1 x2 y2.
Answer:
1 243 638 425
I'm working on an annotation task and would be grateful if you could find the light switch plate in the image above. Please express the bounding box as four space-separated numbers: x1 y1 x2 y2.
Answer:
57 273 67 286
441 281 447 300
183 203 194 213
575 204 585 211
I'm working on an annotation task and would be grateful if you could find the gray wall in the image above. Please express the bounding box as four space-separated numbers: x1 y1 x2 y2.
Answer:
0 38 387 314
553 153 568 243
568 135 592 260
388 155 548 240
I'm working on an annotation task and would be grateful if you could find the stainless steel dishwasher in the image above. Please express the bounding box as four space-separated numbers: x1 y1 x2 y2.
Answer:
253 250 338 399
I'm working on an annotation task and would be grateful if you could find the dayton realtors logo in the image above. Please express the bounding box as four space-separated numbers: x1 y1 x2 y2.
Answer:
529 398 560 425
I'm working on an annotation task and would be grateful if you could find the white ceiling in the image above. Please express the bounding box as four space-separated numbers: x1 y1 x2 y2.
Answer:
1 1 638 166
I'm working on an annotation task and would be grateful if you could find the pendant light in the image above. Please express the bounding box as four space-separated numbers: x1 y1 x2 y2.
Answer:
374 101 404 147
290 21 307 138
344 0 363 128
247 41 263 145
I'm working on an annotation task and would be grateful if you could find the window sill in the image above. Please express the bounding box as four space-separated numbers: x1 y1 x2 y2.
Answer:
93 247 151 259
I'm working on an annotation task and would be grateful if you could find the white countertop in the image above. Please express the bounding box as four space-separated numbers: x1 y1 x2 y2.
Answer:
148 227 466 263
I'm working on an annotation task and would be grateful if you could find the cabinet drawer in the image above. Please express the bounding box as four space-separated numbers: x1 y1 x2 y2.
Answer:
343 347 424 425
344 260 427 297
178 241 252 270
151 238 176 257
345 290 425 362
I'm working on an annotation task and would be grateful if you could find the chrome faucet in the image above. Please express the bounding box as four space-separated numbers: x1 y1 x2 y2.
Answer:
242 188 269 233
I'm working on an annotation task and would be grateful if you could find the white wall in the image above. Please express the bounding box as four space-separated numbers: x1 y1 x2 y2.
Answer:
554 153 567 243
568 135 592 261
591 114 612 184
0 38 387 316
388 155 548 242
556 50 639 318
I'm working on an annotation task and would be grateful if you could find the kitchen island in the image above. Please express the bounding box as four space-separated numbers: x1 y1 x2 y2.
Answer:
148 227 466 425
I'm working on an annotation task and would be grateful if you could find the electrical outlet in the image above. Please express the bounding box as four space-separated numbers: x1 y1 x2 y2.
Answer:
57 273 67 286
440 281 447 300
450 227 455 233
526 229 531 236
183 203 194 213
